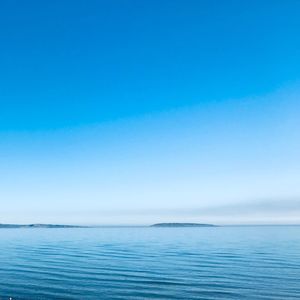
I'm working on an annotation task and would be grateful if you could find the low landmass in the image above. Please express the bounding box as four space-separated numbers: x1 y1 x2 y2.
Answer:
0 224 84 228
0 223 217 228
151 223 216 227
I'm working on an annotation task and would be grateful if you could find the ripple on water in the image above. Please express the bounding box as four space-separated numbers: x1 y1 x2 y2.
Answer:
0 226 300 299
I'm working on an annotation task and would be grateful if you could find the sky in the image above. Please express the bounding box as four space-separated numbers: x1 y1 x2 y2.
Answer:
0 0 300 225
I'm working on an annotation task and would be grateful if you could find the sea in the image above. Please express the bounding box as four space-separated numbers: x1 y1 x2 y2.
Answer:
0 226 299 299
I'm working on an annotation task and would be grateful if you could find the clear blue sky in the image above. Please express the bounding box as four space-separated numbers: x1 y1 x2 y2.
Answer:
1 0 300 224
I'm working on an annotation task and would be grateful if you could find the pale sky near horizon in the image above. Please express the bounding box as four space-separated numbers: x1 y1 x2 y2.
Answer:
1 0 300 224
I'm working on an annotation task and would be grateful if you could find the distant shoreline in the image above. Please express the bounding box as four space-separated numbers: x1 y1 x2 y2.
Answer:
0 224 85 229
151 223 216 227
0 223 216 228
0 223 299 229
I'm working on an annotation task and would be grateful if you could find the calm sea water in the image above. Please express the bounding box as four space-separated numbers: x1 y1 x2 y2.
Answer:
0 226 299 299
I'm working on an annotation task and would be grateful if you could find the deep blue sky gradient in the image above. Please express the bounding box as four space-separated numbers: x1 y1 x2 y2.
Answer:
1 0 299 130
1 0 300 224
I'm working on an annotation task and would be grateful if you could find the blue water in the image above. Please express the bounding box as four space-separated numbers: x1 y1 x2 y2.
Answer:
0 226 299 299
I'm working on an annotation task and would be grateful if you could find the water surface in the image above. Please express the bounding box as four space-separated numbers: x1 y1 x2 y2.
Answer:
0 226 299 299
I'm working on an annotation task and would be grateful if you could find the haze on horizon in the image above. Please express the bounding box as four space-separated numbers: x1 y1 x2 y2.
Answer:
1 0 300 225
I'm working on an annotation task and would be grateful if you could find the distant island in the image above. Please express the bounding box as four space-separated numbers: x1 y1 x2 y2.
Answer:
151 223 216 227
0 224 84 228
0 223 217 228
